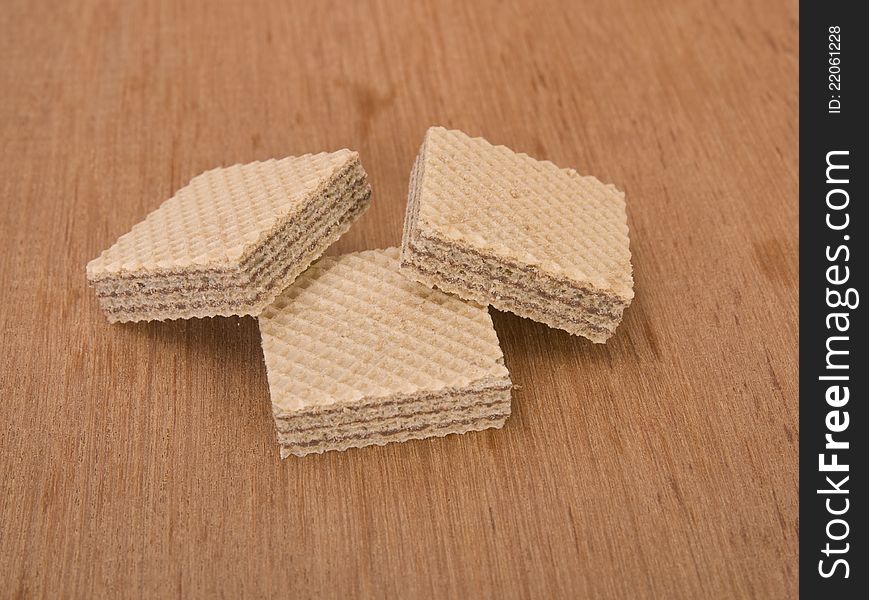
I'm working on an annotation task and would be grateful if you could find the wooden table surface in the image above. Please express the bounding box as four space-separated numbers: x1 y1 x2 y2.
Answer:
0 1 798 597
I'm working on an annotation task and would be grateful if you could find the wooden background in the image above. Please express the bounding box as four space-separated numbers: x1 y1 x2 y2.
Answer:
0 0 798 598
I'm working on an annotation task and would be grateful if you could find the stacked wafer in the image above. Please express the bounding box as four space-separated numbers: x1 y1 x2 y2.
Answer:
259 248 512 458
400 127 633 343
87 127 635 459
86 150 370 322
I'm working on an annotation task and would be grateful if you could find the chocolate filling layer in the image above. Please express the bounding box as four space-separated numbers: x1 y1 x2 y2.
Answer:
402 258 614 336
407 244 621 320
273 380 512 419
410 233 630 309
276 395 510 435
283 412 509 449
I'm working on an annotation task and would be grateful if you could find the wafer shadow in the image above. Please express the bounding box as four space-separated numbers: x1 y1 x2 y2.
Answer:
489 308 632 369
117 314 262 365
485 258 658 428
116 315 274 449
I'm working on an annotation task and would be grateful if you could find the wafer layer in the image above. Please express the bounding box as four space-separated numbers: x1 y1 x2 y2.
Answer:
86 151 371 322
399 127 633 343
259 248 512 458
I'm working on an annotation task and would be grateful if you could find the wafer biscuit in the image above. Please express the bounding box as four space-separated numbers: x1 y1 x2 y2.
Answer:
86 151 371 322
399 127 633 342
259 248 512 458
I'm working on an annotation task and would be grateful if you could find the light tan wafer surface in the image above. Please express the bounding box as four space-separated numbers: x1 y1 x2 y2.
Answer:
259 248 509 414
412 127 633 300
86 150 356 278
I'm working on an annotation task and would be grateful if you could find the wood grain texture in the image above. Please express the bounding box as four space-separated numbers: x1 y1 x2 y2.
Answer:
0 0 798 598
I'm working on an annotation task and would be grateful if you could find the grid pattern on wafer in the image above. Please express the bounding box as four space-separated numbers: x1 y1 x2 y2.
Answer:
93 178 371 322
414 127 633 300
87 150 355 277
259 248 509 413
